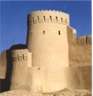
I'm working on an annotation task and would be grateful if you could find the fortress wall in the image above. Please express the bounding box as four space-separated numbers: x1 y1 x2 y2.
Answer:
70 44 91 66
10 49 32 90
28 10 69 25
65 66 91 90
61 66 91 90
0 51 7 79
67 28 91 90
68 34 91 91
0 10 92 94
68 29 91 66
27 10 70 92
67 24 91 66
30 66 91 93
67 26 77 44
76 36 91 45
77 65 92 90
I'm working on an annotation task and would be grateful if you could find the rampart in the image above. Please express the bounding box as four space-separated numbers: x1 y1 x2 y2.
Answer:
28 10 69 25
76 35 91 45
69 35 91 67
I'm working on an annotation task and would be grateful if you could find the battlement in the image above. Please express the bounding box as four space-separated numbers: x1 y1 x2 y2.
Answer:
76 35 91 45
28 10 69 25
11 49 29 62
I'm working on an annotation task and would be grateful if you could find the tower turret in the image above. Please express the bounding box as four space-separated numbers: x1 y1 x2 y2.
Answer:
27 10 71 92
10 45 32 90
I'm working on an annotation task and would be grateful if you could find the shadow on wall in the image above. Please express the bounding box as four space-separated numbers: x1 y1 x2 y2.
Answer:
0 44 27 93
0 50 13 92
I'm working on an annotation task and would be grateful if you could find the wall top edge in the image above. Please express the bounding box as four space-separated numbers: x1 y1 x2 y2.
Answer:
76 35 91 45
29 10 69 17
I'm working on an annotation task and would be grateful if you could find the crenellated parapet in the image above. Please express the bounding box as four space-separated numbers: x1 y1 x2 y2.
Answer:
28 10 69 25
76 35 91 45
11 49 28 62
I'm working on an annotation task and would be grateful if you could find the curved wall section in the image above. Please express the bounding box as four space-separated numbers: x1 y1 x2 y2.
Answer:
27 10 70 92
10 49 32 90
28 10 69 25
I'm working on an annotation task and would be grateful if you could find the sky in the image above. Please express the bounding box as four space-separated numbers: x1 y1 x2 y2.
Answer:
0 1 91 53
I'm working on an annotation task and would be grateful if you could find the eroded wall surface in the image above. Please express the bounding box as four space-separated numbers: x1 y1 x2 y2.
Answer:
67 26 91 90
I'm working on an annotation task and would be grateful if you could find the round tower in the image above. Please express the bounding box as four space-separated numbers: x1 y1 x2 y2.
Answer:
27 10 81 92
10 45 32 90
27 10 69 67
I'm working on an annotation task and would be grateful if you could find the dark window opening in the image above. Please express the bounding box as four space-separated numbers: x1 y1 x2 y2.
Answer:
43 16 45 21
38 67 40 70
43 30 45 34
56 16 58 21
58 30 61 35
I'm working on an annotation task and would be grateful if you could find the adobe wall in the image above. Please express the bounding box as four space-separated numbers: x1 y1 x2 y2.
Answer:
10 49 32 90
67 27 91 90
27 10 71 92
0 51 7 79
69 35 91 66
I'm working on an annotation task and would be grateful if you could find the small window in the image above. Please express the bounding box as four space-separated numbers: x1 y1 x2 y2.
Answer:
43 16 45 21
38 67 40 70
43 30 45 34
56 16 58 21
58 30 61 35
